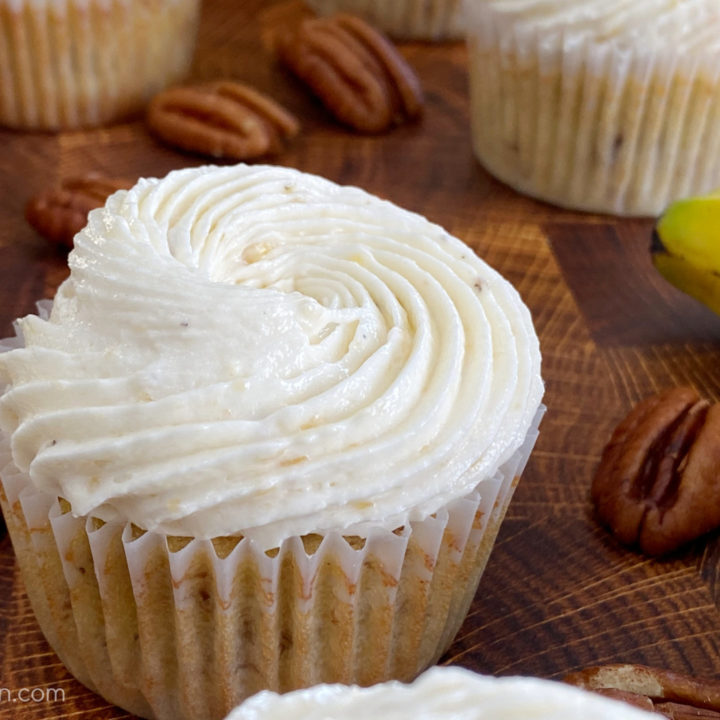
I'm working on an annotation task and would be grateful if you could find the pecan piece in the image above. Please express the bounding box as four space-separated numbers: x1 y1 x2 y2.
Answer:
146 80 300 160
25 175 134 249
591 387 720 555
276 13 423 133
565 664 720 718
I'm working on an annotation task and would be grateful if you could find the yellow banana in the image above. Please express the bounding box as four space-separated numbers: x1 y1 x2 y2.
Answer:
651 190 720 316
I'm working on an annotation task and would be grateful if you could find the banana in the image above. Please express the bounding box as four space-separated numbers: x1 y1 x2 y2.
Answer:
651 190 720 316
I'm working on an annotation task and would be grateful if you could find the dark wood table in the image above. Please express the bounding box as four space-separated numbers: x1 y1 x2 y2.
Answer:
2 1 720 717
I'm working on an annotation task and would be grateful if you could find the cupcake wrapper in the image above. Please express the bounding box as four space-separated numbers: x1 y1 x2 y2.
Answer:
0 407 542 720
0 0 200 130
304 0 463 41
466 9 720 216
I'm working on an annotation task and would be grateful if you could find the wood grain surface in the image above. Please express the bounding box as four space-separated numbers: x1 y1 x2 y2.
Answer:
2 1 720 718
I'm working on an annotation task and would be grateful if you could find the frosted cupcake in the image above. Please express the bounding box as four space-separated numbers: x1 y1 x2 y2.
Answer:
464 0 720 216
225 666 654 719
0 0 200 130
304 0 464 40
0 164 543 720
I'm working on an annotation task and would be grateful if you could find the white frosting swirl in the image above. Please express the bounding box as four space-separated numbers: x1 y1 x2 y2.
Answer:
463 0 720 54
0 165 542 545
225 666 653 720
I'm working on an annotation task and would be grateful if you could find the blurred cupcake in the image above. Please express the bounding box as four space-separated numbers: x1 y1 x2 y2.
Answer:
304 0 464 40
224 665 654 719
0 0 200 130
464 0 720 216
0 164 543 720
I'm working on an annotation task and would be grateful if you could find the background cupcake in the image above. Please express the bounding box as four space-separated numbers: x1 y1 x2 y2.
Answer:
0 164 543 720
0 0 201 130
304 0 464 40
464 0 720 216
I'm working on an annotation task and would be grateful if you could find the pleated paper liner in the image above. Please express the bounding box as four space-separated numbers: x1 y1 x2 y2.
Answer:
0 407 541 720
0 0 200 130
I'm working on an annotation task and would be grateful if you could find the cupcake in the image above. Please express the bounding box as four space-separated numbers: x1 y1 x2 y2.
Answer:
464 0 720 216
0 0 200 130
225 665 654 719
0 164 543 720
304 0 464 41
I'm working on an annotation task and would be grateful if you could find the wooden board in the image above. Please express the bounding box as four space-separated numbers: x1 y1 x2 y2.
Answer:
2 1 720 717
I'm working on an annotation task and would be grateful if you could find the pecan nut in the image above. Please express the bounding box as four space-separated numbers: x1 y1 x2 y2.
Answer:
565 663 720 718
276 13 423 133
25 175 134 249
146 80 300 160
591 386 720 556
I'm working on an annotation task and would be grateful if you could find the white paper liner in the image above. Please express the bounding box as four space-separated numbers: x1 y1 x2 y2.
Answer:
0 0 200 130
0 404 542 720
465 4 720 216
304 0 464 41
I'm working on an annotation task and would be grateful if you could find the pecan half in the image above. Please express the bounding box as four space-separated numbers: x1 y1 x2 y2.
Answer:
25 175 134 249
565 664 720 718
591 387 720 556
146 80 300 160
276 13 423 133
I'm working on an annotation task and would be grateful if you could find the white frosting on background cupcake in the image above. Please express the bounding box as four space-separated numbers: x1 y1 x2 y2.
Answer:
224 666 653 719
464 0 720 50
0 165 542 546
